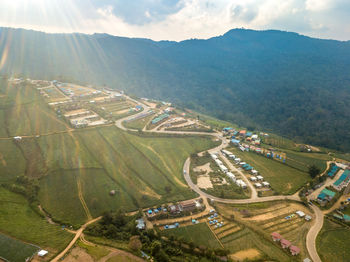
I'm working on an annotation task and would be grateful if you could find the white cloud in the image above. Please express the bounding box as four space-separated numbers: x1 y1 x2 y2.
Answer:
0 0 348 41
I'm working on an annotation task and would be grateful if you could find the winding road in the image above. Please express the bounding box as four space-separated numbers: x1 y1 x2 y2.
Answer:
115 97 324 262
48 95 324 262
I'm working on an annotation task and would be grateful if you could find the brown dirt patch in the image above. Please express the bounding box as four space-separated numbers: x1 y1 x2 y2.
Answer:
197 175 213 189
231 248 261 260
62 247 94 262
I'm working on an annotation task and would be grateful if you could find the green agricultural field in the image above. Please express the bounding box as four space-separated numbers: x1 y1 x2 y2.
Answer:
283 149 330 173
0 140 26 182
162 223 221 249
0 233 39 262
228 147 310 194
0 187 73 252
317 219 350 262
38 169 89 226
37 126 218 226
123 114 155 130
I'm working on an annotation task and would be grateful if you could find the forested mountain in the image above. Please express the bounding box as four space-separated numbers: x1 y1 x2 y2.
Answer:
1 27 350 151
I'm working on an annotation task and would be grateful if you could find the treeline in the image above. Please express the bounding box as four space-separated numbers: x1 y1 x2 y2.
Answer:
85 210 230 262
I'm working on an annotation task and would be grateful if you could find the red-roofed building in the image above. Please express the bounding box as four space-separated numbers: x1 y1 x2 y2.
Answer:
239 130 247 137
289 245 300 255
280 239 291 249
271 232 282 242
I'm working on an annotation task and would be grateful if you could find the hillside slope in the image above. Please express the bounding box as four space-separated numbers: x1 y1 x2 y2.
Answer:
1 27 350 151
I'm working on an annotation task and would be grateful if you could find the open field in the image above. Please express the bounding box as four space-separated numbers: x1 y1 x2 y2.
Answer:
0 187 74 255
123 114 154 130
317 219 350 262
42 86 67 102
0 140 26 182
36 126 218 225
227 146 310 194
161 222 222 249
283 149 330 173
0 233 39 262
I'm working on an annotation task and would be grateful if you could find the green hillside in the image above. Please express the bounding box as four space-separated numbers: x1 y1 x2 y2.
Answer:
1 28 350 151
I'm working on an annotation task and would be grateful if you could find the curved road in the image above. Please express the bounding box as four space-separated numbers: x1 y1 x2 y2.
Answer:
116 98 324 262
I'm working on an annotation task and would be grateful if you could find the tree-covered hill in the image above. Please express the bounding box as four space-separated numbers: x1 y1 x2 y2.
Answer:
1 27 350 151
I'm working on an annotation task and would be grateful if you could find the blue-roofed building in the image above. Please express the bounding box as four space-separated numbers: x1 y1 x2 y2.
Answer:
333 170 350 191
318 188 336 203
223 127 233 132
246 132 253 137
231 139 240 146
233 131 238 136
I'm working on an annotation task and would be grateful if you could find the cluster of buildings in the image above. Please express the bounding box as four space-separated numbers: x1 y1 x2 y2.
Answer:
317 188 336 205
151 113 169 125
146 200 199 218
219 150 271 189
333 169 350 191
64 109 107 128
223 127 261 146
271 232 300 256
210 152 247 189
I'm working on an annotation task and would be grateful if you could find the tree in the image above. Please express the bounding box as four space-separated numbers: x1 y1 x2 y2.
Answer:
308 165 320 178
129 236 142 252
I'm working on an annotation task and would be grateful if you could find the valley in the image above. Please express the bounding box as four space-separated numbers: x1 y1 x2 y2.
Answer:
0 77 349 262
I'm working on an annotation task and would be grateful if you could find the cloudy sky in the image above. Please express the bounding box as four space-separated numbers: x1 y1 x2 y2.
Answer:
0 0 349 41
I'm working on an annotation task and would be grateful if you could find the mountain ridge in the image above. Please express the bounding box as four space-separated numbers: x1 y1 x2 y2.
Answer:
1 27 350 151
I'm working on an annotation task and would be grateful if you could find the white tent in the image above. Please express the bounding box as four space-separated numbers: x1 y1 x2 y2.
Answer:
250 176 257 181
256 175 264 181
255 183 262 188
38 250 48 257
251 170 258 175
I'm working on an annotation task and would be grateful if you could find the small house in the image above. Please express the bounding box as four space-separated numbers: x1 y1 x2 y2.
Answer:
136 218 145 230
255 183 262 188
271 232 282 242
251 170 258 175
250 176 257 182
262 181 270 187
239 130 247 137
281 239 291 249
296 211 305 218
179 200 196 212
289 245 300 256
256 175 264 181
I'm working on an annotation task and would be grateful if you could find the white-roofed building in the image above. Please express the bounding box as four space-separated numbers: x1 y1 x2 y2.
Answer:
256 175 264 181
219 164 228 173
250 176 257 181
296 211 305 217
255 183 262 188
251 170 258 175
262 181 270 187
38 250 48 257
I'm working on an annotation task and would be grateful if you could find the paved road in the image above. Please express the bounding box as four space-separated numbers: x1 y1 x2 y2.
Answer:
115 100 324 262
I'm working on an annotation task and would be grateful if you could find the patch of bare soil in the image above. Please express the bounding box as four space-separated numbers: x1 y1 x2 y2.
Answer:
231 248 261 260
61 247 94 262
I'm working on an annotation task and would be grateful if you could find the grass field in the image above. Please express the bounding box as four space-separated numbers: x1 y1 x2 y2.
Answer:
162 223 221 249
283 149 330 173
0 233 39 262
0 187 73 252
227 147 310 194
123 114 154 130
317 219 350 262
36 126 218 225
0 140 26 182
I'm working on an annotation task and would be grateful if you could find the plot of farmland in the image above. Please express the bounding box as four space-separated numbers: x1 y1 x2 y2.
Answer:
0 140 26 182
162 223 221 249
228 147 310 194
0 233 39 262
0 187 73 252
317 220 350 262
37 127 218 225
42 86 67 101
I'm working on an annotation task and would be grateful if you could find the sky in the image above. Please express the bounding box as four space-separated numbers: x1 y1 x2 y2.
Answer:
0 0 349 41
